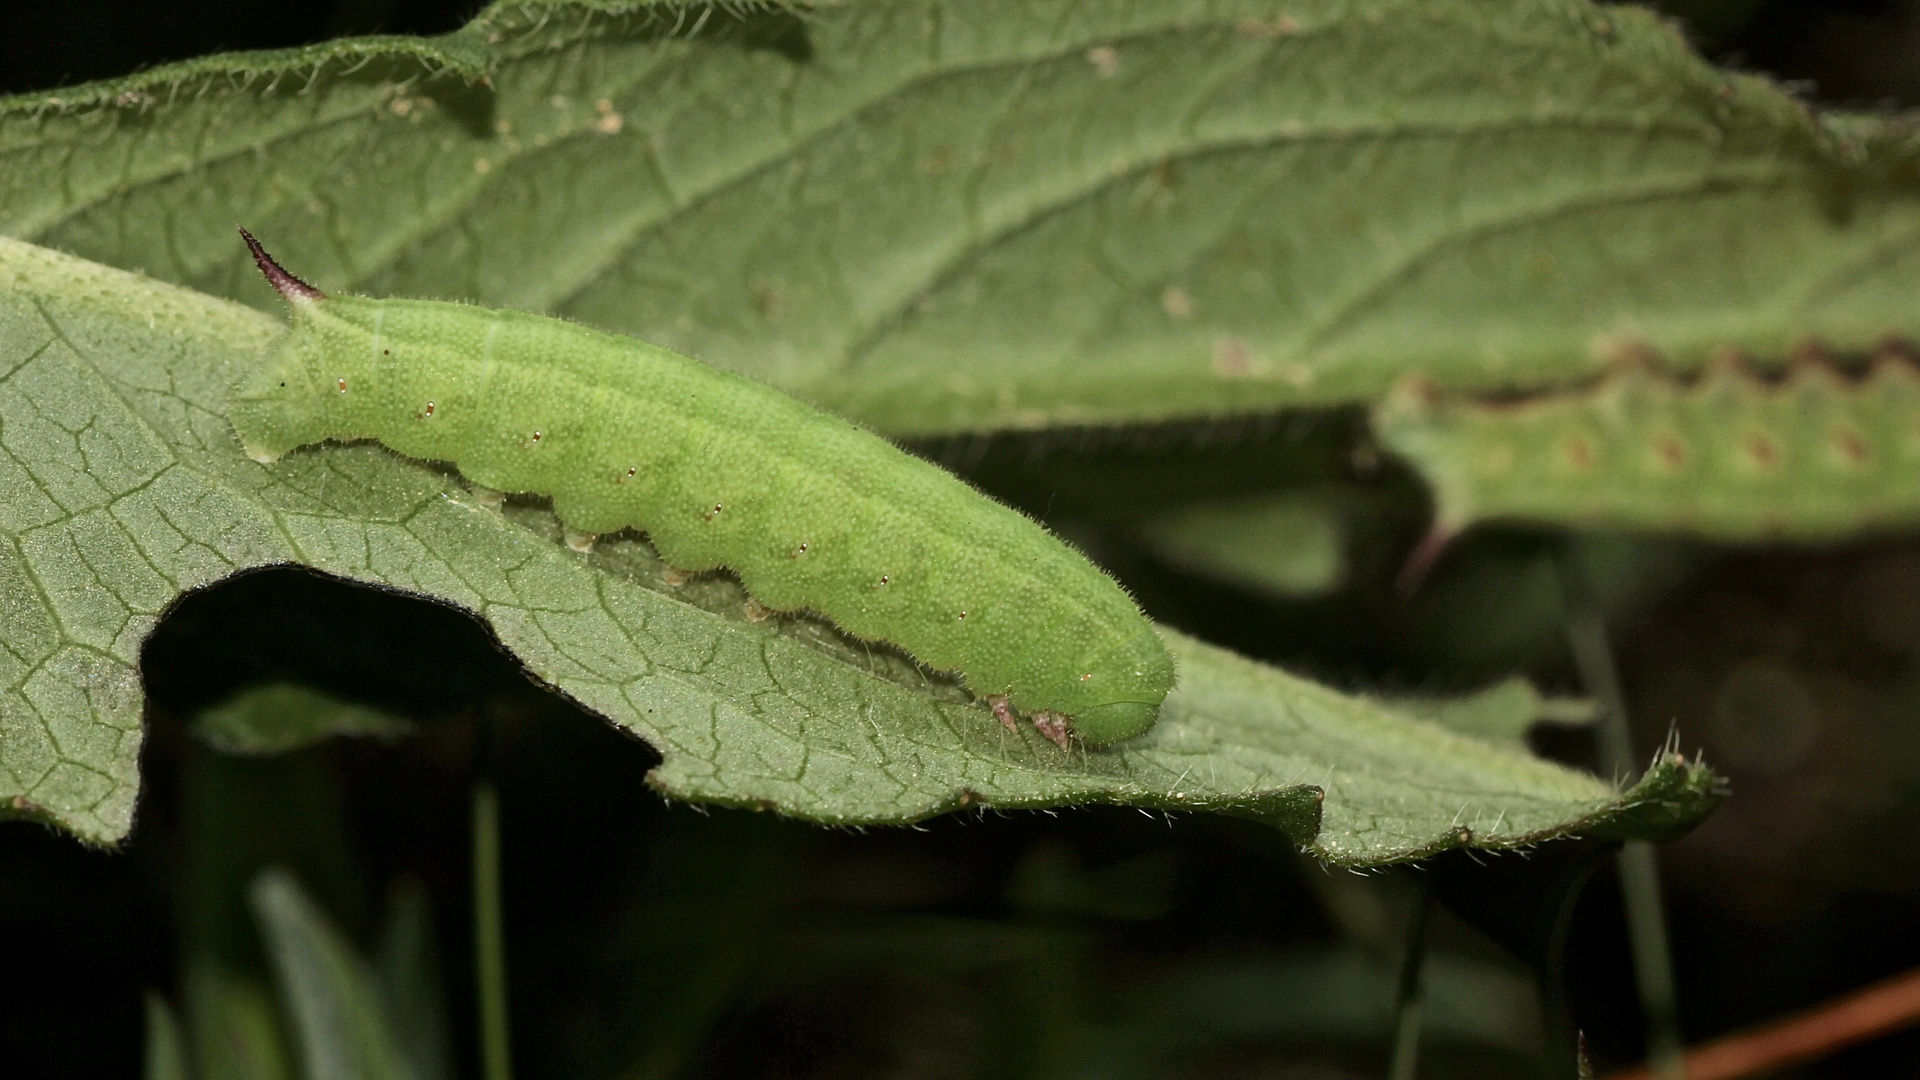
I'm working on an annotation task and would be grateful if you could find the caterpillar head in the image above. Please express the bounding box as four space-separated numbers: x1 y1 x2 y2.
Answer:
1049 625 1175 746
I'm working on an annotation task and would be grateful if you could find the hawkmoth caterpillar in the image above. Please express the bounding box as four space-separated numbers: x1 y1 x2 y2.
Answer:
228 230 1173 747
1374 354 1920 577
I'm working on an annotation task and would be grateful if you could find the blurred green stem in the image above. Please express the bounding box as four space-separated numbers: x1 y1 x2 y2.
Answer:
1537 844 1610 1080
1387 876 1433 1080
1560 555 1685 1080
474 780 512 1080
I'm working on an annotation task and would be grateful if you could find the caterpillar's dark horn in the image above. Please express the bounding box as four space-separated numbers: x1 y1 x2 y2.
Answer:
238 227 324 303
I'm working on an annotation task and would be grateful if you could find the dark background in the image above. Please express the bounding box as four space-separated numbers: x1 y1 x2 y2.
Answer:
7 2 1920 1078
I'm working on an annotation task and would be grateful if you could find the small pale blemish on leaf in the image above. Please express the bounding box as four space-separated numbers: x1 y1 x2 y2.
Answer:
1212 336 1254 377
594 99 623 134
1237 15 1300 37
1590 331 1664 371
1086 46 1120 77
473 157 491 173
1161 285 1192 319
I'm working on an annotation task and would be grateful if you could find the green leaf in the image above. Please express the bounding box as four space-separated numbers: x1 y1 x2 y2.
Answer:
5 0 1920 435
193 683 419 756
1376 363 1920 544
0 236 1718 861
249 867 420 1080
184 964 297 1080
143 992 191 1080
375 879 452 1080
1136 490 1346 599
1140 947 1541 1053
1385 677 1595 752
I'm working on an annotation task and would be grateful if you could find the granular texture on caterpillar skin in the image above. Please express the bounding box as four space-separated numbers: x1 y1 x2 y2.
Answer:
228 235 1173 746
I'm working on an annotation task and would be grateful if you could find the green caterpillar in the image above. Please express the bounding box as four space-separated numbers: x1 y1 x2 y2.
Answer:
1374 357 1920 562
228 229 1173 747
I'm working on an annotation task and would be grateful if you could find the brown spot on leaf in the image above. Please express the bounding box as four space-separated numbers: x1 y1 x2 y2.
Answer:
1652 430 1688 472
1789 337 1840 370
1831 425 1871 466
1562 433 1596 471
1874 335 1919 366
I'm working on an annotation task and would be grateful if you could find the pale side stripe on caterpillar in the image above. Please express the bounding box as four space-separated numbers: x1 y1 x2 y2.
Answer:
228 229 1173 747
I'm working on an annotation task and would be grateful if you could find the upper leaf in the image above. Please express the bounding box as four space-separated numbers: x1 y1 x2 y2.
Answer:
4 0 1918 434
0 237 1717 858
